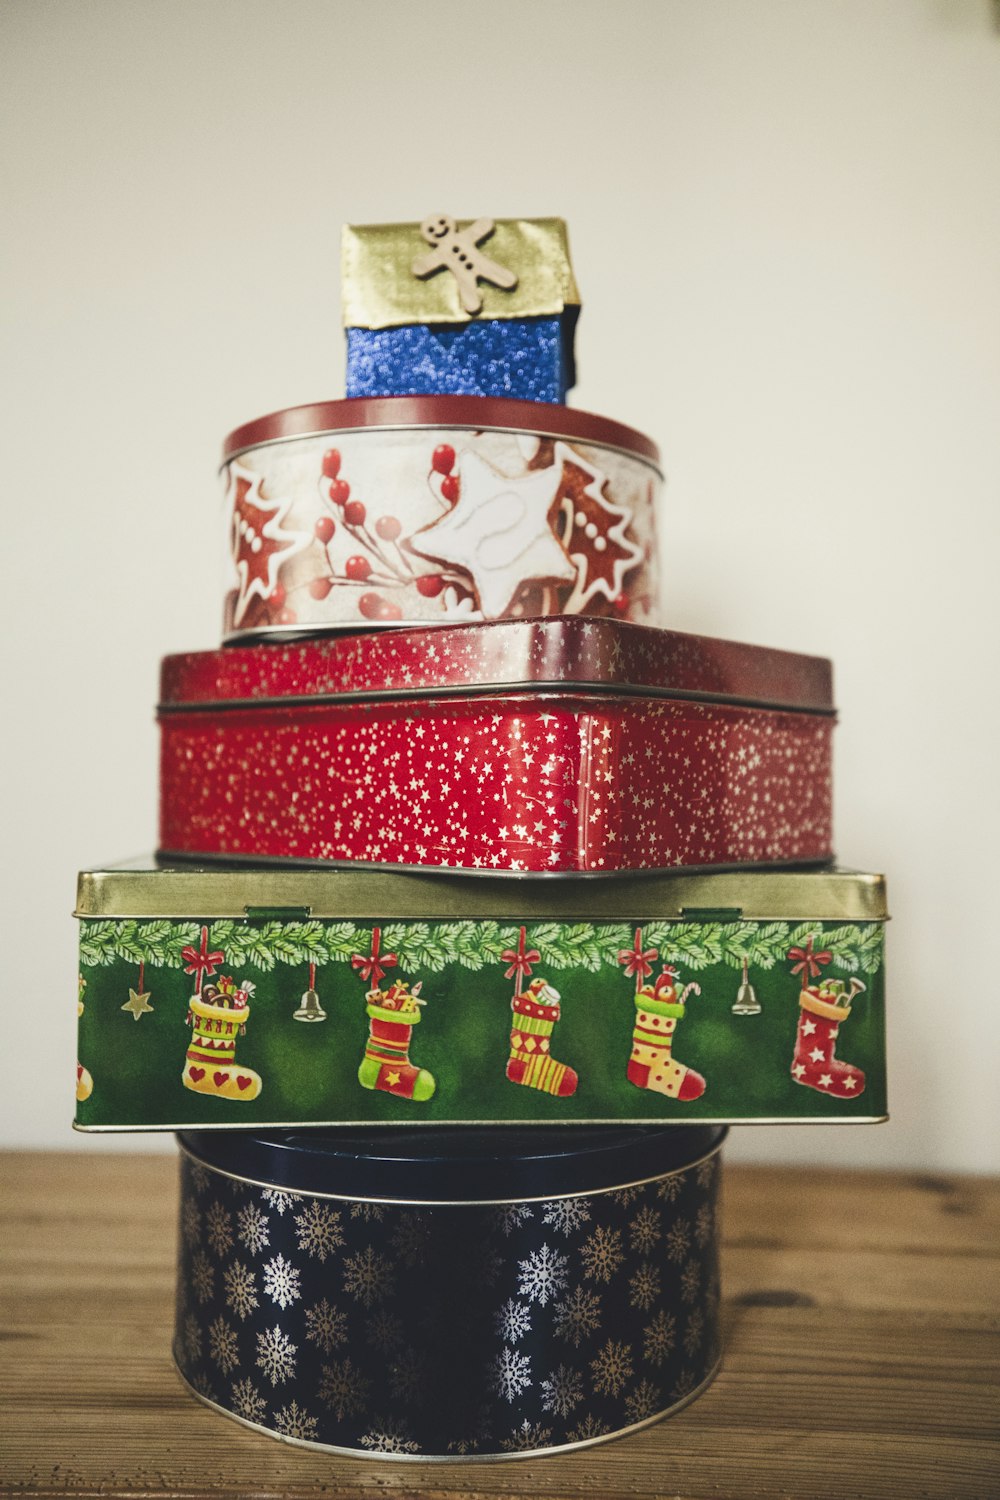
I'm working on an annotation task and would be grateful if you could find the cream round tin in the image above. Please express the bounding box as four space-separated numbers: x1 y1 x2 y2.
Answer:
221 396 662 640
174 1125 724 1459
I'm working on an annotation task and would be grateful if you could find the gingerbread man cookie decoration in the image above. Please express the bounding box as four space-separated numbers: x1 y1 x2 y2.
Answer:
411 214 518 315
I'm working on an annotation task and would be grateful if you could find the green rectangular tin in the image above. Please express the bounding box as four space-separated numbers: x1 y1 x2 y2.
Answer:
74 861 888 1129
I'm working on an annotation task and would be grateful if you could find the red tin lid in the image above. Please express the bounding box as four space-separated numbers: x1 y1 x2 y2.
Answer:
160 618 834 715
223 396 661 470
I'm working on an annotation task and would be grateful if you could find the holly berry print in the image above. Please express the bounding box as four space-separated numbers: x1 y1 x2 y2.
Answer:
221 424 658 637
75 913 886 1126
181 928 262 1102
787 937 866 1098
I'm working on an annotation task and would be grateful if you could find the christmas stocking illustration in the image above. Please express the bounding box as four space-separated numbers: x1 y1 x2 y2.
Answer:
182 976 263 1100
76 974 93 1103
358 978 435 1101
787 938 866 1098
626 966 706 1102
506 978 579 1098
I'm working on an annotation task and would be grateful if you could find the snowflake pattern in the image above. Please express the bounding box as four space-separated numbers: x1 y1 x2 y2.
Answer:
293 1201 344 1263
517 1244 569 1307
255 1325 297 1386
491 1346 533 1402
208 1315 239 1375
262 1187 294 1216
580 1225 625 1283
174 1141 721 1456
304 1298 347 1355
540 1363 584 1417
231 1376 267 1424
223 1260 258 1322
496 1298 533 1344
262 1253 301 1311
205 1201 234 1257
237 1203 270 1255
349 1201 385 1222
181 1199 201 1248
272 1400 318 1441
541 1197 591 1236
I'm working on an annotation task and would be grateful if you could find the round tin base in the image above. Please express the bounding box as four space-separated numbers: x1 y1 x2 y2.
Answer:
173 1352 722 1462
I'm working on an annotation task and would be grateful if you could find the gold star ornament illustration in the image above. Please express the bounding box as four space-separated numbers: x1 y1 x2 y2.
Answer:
121 987 154 1021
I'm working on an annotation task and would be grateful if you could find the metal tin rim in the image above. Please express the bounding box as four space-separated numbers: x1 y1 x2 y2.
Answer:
76 1114 888 1134
221 395 662 471
176 1131 726 1208
75 860 889 920
173 1351 722 1462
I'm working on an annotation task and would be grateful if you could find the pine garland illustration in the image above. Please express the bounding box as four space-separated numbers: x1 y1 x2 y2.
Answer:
78 918 884 978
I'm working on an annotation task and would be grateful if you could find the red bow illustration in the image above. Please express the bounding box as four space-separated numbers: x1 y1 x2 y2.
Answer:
181 926 224 995
502 926 541 992
351 927 397 988
788 936 832 986
618 928 659 991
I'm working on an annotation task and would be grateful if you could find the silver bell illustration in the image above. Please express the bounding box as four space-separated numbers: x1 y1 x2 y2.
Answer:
731 955 761 1015
293 965 327 1023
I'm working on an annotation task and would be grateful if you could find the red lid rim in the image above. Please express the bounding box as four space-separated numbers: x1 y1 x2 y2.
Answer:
222 396 662 470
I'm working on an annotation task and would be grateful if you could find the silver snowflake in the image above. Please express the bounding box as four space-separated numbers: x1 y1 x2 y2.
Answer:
368 1308 405 1353
205 1201 234 1257
540 1363 584 1417
261 1187 294 1216
272 1400 319 1441
580 1225 624 1283
343 1245 392 1308
481 1246 505 1287
695 1158 717 1191
255 1325 297 1386
304 1297 347 1355
628 1262 660 1312
359 1417 420 1455
500 1418 553 1453
629 1203 661 1255
672 1367 697 1400
183 1312 202 1362
680 1259 701 1304
590 1337 634 1397
495 1298 532 1343
231 1376 267 1424
625 1377 662 1424
261 1253 301 1311
208 1314 239 1375
181 1199 201 1248
223 1259 258 1322
694 1203 714 1248
292 1200 344 1263
389 1216 431 1268
567 1412 610 1443
190 1369 216 1402
388 1348 429 1403
665 1219 691 1263
495 1203 534 1236
191 1251 214 1304
349 1200 385 1222
517 1243 569 1306
612 1184 642 1207
643 1309 677 1365
491 1346 532 1402
541 1197 591 1235
319 1356 370 1420
656 1174 683 1203
188 1161 211 1196
683 1307 704 1357
237 1202 270 1255
553 1285 602 1347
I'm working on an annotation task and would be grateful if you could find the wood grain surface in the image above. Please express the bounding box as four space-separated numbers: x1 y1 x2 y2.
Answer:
1 1151 997 1499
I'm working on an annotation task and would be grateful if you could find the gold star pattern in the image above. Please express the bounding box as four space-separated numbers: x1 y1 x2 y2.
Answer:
121 988 154 1021
386 1070 401 1086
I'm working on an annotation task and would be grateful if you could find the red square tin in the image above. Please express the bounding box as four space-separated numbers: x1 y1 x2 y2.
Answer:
158 618 834 875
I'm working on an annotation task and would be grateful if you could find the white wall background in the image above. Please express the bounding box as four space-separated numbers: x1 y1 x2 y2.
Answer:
2 0 997 1171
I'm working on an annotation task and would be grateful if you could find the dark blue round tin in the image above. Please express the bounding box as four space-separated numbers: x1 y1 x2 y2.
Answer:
174 1126 725 1460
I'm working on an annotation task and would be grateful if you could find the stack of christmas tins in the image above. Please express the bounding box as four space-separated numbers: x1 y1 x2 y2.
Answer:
73 215 889 1460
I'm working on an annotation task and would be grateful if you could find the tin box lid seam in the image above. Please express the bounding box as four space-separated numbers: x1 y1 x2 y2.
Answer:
340 218 581 331
74 861 889 922
158 619 835 714
221 395 660 469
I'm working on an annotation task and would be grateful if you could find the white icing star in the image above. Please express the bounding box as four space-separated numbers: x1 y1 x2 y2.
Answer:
801 1018 817 1035
410 450 574 619
808 1047 825 1063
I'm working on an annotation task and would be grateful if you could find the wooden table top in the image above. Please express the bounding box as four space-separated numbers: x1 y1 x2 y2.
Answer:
1 1150 997 1499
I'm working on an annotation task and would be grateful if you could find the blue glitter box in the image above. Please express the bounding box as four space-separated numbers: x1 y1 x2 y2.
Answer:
341 217 580 403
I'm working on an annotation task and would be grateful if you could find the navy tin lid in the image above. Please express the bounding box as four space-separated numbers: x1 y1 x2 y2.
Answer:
178 1125 726 1205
